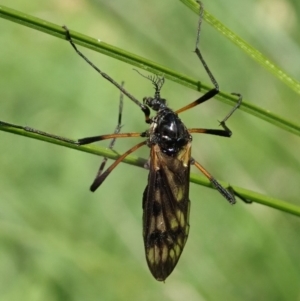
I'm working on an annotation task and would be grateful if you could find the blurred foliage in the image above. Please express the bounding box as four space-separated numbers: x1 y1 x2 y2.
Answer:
0 0 300 300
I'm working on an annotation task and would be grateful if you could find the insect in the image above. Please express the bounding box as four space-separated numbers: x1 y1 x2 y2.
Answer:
0 2 244 281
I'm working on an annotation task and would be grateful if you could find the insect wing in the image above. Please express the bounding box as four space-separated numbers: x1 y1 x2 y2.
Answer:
143 144 191 281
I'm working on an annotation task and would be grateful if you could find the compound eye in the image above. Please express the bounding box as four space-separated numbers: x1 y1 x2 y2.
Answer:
160 98 167 106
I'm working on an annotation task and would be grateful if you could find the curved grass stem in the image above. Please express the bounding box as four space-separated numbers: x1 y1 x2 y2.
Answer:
1 121 300 218
0 5 299 136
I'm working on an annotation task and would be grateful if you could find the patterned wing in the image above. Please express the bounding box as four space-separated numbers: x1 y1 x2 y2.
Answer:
143 143 191 281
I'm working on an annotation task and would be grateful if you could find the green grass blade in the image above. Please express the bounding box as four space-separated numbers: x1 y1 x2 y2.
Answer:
179 0 300 95
0 5 299 137
1 120 300 218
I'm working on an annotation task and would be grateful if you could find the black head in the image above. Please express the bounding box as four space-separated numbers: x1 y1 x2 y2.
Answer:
134 70 167 111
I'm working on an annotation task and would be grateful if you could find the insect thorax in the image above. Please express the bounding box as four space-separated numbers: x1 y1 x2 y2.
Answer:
148 108 191 156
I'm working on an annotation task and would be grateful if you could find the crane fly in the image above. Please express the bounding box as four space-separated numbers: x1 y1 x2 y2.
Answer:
0 2 246 281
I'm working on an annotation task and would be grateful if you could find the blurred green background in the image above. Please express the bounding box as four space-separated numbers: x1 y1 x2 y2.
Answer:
1 0 300 300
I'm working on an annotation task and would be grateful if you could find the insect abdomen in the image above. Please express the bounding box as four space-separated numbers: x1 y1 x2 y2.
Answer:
143 209 190 281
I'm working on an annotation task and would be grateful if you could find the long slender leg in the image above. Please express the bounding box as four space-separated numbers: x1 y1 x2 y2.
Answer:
218 93 243 126
176 1 242 128
188 128 231 137
77 84 148 190
187 94 243 139
78 132 143 145
96 83 125 178
0 120 144 144
62 26 151 123
175 2 218 115
0 120 78 144
193 159 251 204
193 159 235 204
76 80 147 146
90 140 147 192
